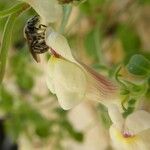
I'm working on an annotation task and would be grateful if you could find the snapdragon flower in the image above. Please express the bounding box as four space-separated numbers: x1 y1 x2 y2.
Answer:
20 0 119 110
108 104 150 150
45 29 118 110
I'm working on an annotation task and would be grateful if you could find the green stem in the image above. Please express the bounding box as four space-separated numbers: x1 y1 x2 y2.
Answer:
0 2 26 18
59 4 72 34
0 4 29 84
94 23 102 63
115 66 128 89
121 95 129 111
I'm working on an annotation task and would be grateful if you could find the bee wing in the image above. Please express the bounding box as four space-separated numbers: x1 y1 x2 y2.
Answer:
26 38 41 62
24 27 41 63
29 47 41 63
26 39 41 62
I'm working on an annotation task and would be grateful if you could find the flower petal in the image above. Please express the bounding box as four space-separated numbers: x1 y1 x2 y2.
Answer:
136 129 150 150
45 30 77 63
108 104 124 130
109 125 128 150
46 56 57 93
22 0 62 23
79 61 119 106
110 126 150 150
52 58 87 110
125 110 150 134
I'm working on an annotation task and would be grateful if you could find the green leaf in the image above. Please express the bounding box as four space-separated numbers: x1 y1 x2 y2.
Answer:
128 99 136 105
97 104 112 128
0 14 18 84
85 30 99 61
127 54 150 76
123 106 134 118
0 4 29 84
0 2 27 18
117 24 140 62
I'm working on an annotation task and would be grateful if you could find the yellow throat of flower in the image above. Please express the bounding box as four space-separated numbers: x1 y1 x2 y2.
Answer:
50 55 58 63
114 128 138 144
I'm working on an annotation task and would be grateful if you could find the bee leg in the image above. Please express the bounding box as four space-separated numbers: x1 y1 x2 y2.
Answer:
38 24 47 33
39 24 47 28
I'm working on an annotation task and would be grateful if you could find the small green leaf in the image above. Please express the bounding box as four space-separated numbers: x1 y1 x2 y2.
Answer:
128 99 136 105
73 132 84 142
97 104 112 128
123 106 134 118
124 81 148 98
127 54 150 76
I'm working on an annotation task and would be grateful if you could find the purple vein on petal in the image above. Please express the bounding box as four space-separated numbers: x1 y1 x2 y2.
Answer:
77 60 118 100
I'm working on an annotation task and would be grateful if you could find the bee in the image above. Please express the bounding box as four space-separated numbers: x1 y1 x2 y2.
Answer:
24 15 49 62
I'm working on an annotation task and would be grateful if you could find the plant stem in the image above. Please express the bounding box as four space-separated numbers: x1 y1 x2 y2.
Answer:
59 4 72 34
94 23 103 63
94 22 104 64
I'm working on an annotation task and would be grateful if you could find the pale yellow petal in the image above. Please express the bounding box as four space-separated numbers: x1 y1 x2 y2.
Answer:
53 59 87 110
46 56 56 93
125 110 150 134
78 61 119 106
22 0 62 23
45 30 77 63
110 125 128 150
108 104 124 130
110 126 150 150
137 129 150 150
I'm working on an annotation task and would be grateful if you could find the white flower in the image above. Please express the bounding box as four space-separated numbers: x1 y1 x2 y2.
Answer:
108 104 150 150
21 0 62 23
45 29 118 110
